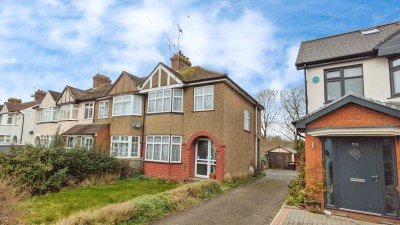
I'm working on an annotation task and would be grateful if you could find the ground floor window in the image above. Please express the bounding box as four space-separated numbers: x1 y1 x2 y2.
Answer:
110 136 140 158
66 136 77 149
40 135 53 147
81 136 94 150
0 135 11 144
145 135 182 163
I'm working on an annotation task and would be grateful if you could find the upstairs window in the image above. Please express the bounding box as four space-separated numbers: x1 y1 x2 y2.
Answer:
98 101 109 118
147 89 183 113
84 102 94 119
324 65 363 102
244 110 250 131
194 85 214 111
390 57 400 97
60 104 79 120
1 114 13 125
39 107 60 122
113 95 142 116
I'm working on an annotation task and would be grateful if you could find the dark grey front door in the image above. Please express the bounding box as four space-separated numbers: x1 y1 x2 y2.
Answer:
337 138 380 214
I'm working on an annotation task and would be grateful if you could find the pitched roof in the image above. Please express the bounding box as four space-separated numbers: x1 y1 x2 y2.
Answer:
296 21 400 68
294 94 400 129
67 86 87 100
124 71 148 86
62 123 109 135
266 146 298 154
80 83 112 100
5 99 42 112
48 90 61 101
178 66 227 82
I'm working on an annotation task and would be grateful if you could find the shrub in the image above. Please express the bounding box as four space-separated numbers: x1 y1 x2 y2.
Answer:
286 139 306 206
0 145 120 195
0 179 24 225
56 180 222 225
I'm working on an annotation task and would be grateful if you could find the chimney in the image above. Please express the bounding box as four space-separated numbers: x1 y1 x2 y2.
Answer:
34 89 46 101
170 51 192 71
93 74 112 88
7 98 22 104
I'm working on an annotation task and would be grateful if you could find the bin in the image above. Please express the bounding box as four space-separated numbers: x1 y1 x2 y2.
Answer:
288 162 296 170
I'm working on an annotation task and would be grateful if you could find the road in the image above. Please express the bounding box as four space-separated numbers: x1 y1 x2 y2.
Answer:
150 169 297 225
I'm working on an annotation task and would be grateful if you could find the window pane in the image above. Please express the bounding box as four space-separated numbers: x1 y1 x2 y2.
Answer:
174 89 183 97
154 136 161 142
326 71 340 79
173 97 182 112
324 138 335 206
344 67 362 78
382 139 398 216
171 145 180 162
149 92 155 99
344 78 363 96
161 144 169 161
392 59 400 67
153 144 161 160
164 90 171 97
172 137 180 143
156 99 162 112
195 87 203 95
162 136 169 142
393 70 400 94
204 95 213 109
204 86 213 94
146 144 153 160
195 96 203 110
147 136 153 142
133 95 141 114
326 81 341 101
156 91 162 98
163 97 171 111
148 99 155 112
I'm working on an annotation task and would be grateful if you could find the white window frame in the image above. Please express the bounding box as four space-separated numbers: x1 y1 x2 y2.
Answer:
1 114 13 125
84 102 94 119
66 136 77 149
110 136 140 158
98 100 109 118
39 107 60 122
172 89 183 112
40 135 53 147
60 104 79 120
147 89 171 113
244 110 250 131
81 136 94 150
194 85 214 111
145 135 182 163
112 95 142 117
0 135 11 144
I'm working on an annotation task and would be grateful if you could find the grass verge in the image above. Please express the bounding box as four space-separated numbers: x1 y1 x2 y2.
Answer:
56 180 222 225
21 176 178 225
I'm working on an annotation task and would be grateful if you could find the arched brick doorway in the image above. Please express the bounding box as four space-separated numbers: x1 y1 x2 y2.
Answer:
187 131 225 182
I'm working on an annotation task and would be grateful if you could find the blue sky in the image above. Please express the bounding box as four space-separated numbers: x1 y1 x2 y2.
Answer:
0 0 399 103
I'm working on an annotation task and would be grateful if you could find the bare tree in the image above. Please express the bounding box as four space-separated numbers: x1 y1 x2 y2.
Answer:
256 89 279 137
279 87 305 141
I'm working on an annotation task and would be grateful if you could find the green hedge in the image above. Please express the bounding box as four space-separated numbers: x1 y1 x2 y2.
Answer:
0 145 120 195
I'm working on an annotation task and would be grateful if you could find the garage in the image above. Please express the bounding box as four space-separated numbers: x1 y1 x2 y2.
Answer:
266 146 297 169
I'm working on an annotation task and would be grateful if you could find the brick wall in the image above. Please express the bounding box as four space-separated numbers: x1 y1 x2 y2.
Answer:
95 125 110 155
305 103 400 204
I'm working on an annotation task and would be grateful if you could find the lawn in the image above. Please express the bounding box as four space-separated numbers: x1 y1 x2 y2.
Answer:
20 177 179 225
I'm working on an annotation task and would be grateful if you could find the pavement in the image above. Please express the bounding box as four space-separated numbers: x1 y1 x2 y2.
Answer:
149 169 297 225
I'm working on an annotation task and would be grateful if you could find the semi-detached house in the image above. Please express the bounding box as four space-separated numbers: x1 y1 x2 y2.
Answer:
294 21 400 222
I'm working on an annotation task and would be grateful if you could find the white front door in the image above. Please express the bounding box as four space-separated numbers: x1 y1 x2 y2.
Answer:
195 138 216 178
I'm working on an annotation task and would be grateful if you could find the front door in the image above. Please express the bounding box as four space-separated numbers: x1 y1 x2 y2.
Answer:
337 138 381 214
195 138 216 178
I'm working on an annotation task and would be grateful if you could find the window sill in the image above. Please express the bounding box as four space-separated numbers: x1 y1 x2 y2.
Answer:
192 109 215 113
387 95 400 99
146 112 184 115
144 160 182 164
244 129 251 133
111 114 142 118
113 157 141 159
97 117 109 119
37 121 59 124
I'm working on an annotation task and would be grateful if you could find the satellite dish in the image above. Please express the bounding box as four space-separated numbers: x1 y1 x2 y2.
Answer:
131 121 142 128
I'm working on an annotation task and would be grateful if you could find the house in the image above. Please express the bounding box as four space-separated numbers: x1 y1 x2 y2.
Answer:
0 90 45 150
294 21 400 221
33 74 112 152
99 51 263 182
266 146 297 169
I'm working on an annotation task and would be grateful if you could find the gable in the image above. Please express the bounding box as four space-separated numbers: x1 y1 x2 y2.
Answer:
108 73 138 95
140 63 183 92
39 92 57 108
57 88 75 104
378 31 400 56
0 104 8 113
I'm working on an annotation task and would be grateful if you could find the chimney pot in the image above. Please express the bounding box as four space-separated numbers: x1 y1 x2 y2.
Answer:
170 51 192 71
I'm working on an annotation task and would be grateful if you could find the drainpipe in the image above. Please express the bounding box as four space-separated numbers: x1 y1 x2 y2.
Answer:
254 104 258 169
303 64 308 115
18 111 25 144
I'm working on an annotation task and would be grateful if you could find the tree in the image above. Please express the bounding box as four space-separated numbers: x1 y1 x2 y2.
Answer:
256 89 279 137
279 87 305 141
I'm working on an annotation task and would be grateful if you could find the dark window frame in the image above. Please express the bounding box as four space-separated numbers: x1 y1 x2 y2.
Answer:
389 56 400 97
324 64 364 103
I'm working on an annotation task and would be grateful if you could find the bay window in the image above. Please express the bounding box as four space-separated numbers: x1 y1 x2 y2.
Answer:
145 135 182 163
39 107 60 122
172 89 183 112
60 104 79 120
147 89 183 113
112 95 142 116
110 136 140 158
390 57 400 96
194 85 214 111
324 65 363 102
98 100 109 118
84 102 94 119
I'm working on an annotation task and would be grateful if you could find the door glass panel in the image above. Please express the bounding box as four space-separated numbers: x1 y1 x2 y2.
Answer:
327 81 341 101
344 78 363 96
197 140 208 160
382 139 398 216
324 138 335 206
197 164 207 176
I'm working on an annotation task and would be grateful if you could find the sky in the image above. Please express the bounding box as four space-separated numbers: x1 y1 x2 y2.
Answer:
0 0 399 103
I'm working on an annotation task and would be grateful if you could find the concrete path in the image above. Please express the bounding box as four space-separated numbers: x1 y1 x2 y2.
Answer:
150 169 297 225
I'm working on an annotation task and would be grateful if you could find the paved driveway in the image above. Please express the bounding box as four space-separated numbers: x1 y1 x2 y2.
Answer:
150 169 297 225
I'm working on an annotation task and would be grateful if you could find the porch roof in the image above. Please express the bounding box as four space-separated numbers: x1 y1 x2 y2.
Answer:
62 123 109 135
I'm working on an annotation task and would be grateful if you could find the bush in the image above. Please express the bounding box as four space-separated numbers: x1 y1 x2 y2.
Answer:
286 139 306 206
57 180 222 225
0 145 120 195
0 179 24 225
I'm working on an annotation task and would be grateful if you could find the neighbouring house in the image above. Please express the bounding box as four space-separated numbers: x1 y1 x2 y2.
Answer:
266 146 297 169
33 74 112 152
101 51 263 182
0 90 45 151
294 21 400 222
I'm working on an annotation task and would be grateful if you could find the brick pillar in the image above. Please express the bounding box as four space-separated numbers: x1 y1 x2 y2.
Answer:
305 134 324 203
216 145 226 182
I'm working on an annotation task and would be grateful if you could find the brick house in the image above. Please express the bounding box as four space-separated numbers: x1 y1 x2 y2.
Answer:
97 51 263 182
0 90 45 150
294 21 400 221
